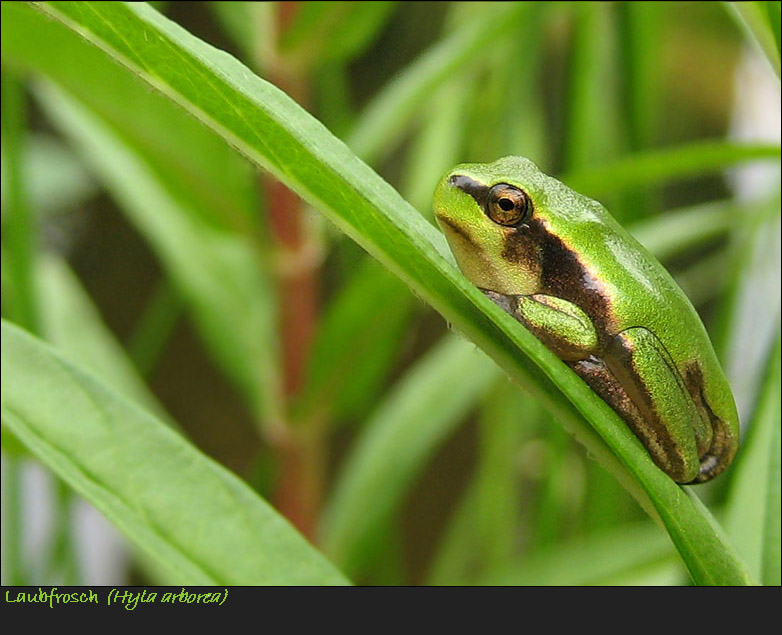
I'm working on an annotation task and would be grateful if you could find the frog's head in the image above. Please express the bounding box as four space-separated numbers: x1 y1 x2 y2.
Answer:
433 156 553 296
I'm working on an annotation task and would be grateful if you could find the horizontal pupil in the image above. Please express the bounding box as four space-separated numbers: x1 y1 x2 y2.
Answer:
499 198 515 211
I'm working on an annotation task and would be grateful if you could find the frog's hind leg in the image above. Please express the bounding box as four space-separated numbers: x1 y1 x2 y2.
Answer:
568 355 695 482
571 327 710 484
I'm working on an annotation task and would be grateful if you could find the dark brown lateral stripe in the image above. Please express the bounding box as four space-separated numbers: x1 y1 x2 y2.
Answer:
516 218 614 339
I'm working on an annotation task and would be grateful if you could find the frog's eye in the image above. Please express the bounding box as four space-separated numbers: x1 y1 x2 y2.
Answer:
486 184 530 226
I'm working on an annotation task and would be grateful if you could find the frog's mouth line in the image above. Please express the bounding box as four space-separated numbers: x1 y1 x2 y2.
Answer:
436 215 478 248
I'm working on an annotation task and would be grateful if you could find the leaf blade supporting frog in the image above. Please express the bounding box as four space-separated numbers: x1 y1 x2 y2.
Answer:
434 156 739 483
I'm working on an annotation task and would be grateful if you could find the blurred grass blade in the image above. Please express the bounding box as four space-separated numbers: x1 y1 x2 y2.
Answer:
0 70 36 588
1 72 39 334
564 141 780 197
478 521 681 586
427 382 533 585
346 1 528 163
126 278 182 377
37 255 173 424
762 360 781 586
27 0 757 585
1 320 350 585
484 3 549 164
295 258 414 426
628 200 737 263
0 133 96 217
615 1 662 220
400 76 470 215
470 384 530 567
2 1 282 424
210 1 273 64
727 1 781 77
563 2 617 171
320 335 499 576
718 195 781 416
1 1 261 236
724 333 781 585
34 81 283 427
617 2 660 153
281 1 398 69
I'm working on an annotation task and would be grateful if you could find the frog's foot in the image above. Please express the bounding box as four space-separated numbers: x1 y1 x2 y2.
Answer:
693 436 736 482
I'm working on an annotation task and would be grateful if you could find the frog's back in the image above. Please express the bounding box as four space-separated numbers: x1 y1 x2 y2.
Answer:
527 168 738 435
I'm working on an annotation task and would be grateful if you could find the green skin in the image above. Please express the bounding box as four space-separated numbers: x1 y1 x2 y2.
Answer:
434 156 739 483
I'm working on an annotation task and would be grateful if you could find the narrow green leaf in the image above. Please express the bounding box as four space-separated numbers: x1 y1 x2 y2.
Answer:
0 452 26 584
400 76 469 216
727 1 781 77
616 2 661 153
478 520 681 586
34 81 283 427
1 1 261 235
210 1 271 65
346 1 528 162
674 250 731 308
0 133 96 217
27 0 756 585
763 389 781 587
0 320 350 586
2 0 281 423
471 382 529 566
37 255 172 424
281 1 398 69
426 382 534 585
717 194 781 410
126 278 181 377
614 1 663 220
314 61 356 137
295 258 414 426
563 141 780 197
628 200 737 263
485 3 549 165
724 333 781 585
1 71 39 334
425 480 484 586
563 2 617 171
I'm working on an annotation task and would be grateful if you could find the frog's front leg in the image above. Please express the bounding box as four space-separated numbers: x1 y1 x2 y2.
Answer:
483 291 599 361
484 290 711 484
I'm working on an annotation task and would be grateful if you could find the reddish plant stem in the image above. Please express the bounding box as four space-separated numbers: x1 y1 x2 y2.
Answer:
262 1 324 540
265 165 324 542
266 178 318 399
271 418 324 541
277 0 300 32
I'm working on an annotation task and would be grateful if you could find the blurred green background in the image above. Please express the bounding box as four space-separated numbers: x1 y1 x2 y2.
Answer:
1 1 779 586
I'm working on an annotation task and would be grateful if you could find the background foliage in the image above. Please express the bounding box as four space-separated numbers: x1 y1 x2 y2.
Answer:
1 1 780 586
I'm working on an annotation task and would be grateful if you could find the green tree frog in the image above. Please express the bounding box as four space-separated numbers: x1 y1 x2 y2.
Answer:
434 156 739 483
